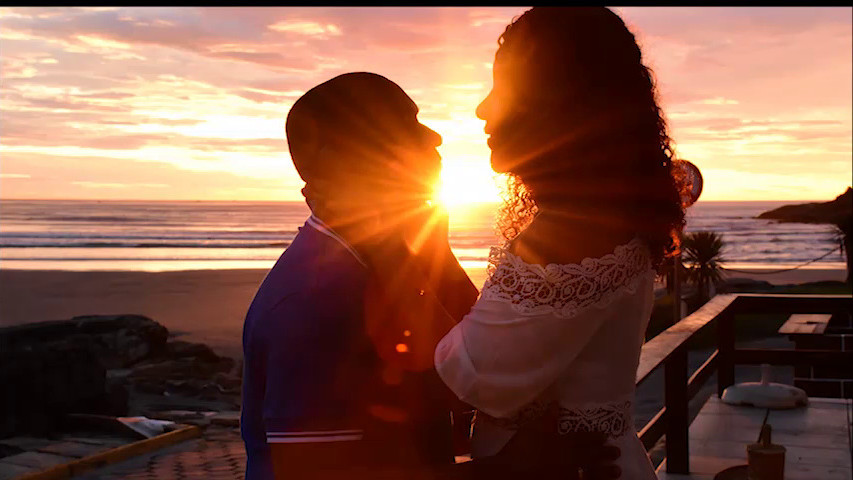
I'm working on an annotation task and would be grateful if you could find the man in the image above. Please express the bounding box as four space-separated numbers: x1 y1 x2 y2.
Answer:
241 72 621 479
241 72 478 480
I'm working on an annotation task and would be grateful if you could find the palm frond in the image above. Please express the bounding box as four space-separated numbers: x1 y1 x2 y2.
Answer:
682 231 727 302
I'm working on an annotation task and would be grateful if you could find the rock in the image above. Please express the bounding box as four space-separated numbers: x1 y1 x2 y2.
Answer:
0 345 106 439
130 356 231 382
0 442 25 458
0 316 241 433
757 188 852 225
128 355 237 401
163 340 221 363
144 409 217 424
134 379 167 395
0 314 169 370
213 372 242 392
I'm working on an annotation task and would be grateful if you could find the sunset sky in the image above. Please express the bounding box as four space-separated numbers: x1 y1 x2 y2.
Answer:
1 7 851 203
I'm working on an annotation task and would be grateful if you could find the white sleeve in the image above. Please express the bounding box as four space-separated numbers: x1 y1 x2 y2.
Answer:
434 296 610 419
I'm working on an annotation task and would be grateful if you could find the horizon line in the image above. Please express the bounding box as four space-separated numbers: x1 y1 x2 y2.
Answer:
0 197 843 204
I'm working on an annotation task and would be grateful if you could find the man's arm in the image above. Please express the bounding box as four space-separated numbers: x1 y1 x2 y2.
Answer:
258 299 371 479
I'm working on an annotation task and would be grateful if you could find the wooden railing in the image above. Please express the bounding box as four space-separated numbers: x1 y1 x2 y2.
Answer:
635 293 852 475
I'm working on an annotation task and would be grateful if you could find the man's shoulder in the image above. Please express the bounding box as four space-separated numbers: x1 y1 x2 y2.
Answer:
251 225 365 307
245 225 370 338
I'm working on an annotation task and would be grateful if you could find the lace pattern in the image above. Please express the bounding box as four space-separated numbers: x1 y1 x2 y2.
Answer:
476 399 552 430
481 237 652 318
557 401 632 437
478 399 633 439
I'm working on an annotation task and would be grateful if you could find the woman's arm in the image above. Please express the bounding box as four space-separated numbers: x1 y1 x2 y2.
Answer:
434 290 635 418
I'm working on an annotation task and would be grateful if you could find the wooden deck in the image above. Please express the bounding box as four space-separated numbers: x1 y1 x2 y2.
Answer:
656 396 853 480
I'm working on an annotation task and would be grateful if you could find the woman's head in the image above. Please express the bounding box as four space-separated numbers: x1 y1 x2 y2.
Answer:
478 7 687 269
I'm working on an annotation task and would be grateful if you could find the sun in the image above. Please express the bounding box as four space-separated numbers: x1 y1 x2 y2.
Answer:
418 110 502 209
434 161 501 208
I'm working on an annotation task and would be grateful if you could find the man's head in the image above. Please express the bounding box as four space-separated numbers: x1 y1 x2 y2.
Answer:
286 73 442 219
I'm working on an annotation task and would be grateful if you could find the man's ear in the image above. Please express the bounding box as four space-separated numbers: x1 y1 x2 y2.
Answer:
287 113 323 162
300 115 322 158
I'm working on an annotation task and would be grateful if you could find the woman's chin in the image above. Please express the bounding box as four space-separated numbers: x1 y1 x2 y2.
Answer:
489 152 512 174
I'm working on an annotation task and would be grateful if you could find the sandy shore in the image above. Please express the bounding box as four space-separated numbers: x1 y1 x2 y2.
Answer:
0 266 846 360
0 269 269 360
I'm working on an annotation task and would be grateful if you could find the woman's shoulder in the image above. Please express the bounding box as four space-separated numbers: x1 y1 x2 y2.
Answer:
481 235 653 318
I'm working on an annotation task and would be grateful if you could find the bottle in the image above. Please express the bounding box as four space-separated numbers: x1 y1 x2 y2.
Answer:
747 423 785 480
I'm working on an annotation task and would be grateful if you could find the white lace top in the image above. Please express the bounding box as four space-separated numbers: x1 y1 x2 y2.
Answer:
434 237 657 459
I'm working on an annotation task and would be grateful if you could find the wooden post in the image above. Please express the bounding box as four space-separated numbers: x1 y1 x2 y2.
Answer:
673 253 681 325
665 344 690 474
717 309 735 397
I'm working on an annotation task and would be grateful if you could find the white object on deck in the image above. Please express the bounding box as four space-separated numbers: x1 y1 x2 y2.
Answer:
117 416 177 438
721 364 808 409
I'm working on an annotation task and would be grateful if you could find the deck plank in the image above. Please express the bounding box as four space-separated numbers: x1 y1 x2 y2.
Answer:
657 397 852 479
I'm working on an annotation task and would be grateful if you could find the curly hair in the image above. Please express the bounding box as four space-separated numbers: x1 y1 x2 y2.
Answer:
492 7 688 271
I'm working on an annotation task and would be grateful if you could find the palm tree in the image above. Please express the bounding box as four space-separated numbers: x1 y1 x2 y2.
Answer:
682 231 726 304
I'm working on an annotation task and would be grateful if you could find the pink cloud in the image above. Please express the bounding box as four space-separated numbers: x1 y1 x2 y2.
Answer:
0 7 849 201
1 152 293 200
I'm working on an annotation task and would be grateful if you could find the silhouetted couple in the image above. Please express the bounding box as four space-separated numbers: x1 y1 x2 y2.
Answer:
241 7 686 480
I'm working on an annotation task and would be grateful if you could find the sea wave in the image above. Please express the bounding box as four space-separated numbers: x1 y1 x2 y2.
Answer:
0 199 845 270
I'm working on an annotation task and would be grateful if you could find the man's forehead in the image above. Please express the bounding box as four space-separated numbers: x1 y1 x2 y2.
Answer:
358 83 418 117
298 73 421 130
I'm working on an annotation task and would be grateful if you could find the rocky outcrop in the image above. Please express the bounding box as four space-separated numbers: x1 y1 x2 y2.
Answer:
757 188 852 224
0 315 240 439
758 188 853 284
0 314 169 369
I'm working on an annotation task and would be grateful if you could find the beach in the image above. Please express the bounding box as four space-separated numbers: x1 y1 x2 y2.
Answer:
1 266 846 362
0 269 267 360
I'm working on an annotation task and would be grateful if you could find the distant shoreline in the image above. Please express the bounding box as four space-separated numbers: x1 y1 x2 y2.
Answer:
718 266 846 286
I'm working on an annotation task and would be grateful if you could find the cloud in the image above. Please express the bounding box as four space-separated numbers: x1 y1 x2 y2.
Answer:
1 123 284 152
1 151 298 200
0 7 849 201
208 50 315 71
268 20 341 36
0 8 321 72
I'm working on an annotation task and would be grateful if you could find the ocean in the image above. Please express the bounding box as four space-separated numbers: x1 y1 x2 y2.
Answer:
0 199 845 275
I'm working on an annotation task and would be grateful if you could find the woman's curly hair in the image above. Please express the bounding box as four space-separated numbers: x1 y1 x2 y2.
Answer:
492 7 688 271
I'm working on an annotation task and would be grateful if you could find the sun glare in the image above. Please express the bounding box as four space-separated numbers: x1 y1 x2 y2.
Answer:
435 162 502 208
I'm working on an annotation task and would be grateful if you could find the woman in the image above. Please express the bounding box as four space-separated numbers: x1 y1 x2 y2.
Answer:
435 7 687 479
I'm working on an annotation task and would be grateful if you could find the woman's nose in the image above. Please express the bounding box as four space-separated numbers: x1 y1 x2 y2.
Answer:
475 93 491 121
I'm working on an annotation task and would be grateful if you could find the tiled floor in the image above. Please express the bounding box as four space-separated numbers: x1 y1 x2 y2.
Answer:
657 396 853 480
0 434 132 480
72 427 245 480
